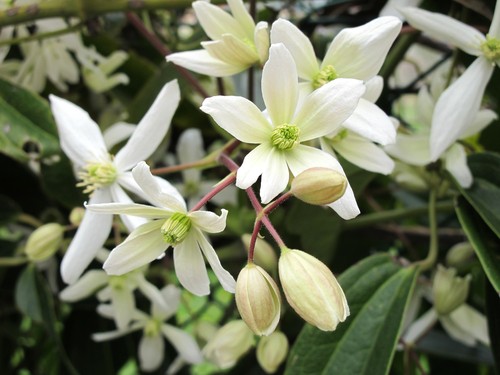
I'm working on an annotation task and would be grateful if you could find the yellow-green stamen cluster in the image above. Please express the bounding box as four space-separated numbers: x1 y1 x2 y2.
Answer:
332 129 349 143
481 35 500 63
77 160 117 194
109 275 127 291
144 318 162 337
312 65 338 89
161 213 192 245
271 124 300 150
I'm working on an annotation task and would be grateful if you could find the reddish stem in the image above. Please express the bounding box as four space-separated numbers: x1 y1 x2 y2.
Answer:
189 173 236 212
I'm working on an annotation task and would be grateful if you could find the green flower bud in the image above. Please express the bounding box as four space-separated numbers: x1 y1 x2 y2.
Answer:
278 249 349 331
236 263 281 336
291 168 347 205
241 234 278 272
25 223 64 262
256 331 289 374
69 207 85 226
445 242 475 270
203 320 254 370
433 265 471 315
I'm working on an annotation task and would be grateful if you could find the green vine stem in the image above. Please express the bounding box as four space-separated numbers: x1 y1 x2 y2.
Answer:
416 188 439 271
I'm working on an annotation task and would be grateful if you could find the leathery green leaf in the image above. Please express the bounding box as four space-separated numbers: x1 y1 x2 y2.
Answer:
285 254 419 375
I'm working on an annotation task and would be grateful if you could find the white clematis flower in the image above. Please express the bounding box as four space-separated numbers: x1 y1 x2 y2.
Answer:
93 285 203 372
167 0 269 77
86 161 236 296
59 265 169 330
386 86 497 187
201 43 365 219
50 80 181 284
400 3 500 160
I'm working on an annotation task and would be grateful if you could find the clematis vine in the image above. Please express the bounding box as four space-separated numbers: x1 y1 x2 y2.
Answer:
50 80 181 284
86 161 236 296
400 2 500 160
201 43 365 219
167 0 269 77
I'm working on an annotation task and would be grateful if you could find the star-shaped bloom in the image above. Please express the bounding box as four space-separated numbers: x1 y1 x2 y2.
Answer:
93 285 203 372
86 161 236 296
50 80 181 284
270 18 400 173
167 0 269 77
400 3 500 160
385 85 496 187
201 43 365 219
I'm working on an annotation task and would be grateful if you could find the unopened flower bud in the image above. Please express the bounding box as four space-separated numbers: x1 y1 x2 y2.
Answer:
25 223 64 262
278 249 349 331
291 168 347 205
69 207 85 226
236 263 281 336
256 331 289 374
241 234 278 272
446 242 475 270
433 265 471 315
203 320 254 369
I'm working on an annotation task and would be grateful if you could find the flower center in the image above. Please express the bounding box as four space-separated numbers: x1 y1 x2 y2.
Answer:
332 129 348 143
144 318 162 337
161 213 192 245
77 160 117 195
481 35 500 63
312 65 338 89
270 124 300 150
109 275 127 290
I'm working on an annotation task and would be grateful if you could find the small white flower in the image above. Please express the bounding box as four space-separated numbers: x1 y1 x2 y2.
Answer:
87 161 236 296
201 43 365 219
93 285 203 372
400 3 500 160
167 0 269 77
50 80 181 284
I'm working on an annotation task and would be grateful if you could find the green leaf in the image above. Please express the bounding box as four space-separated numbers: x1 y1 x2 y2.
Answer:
456 152 500 238
456 196 500 294
285 254 419 375
15 264 58 339
0 78 60 163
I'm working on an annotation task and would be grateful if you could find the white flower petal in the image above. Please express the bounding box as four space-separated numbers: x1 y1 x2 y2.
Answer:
177 129 204 184
202 37 257 67
139 334 165 372
192 0 247 40
401 308 438 345
385 133 431 166
167 50 245 77
162 324 204 364
92 324 142 342
59 270 108 301
103 221 166 275
114 80 180 171
443 144 473 188
260 148 289 203
379 0 422 20
255 21 270 64
287 144 342 175
236 143 272 189
152 284 181 319
49 95 109 167
173 234 210 296
201 96 271 143
227 0 255 36
61 189 113 284
136 275 171 317
400 7 485 56
262 43 299 126
111 288 135 330
489 1 500 38
195 230 236 293
342 98 396 145
189 209 228 233
444 304 490 346
102 122 136 150
86 201 170 219
132 162 187 212
322 16 402 80
295 78 365 141
460 109 498 139
327 182 360 220
109 183 148 231
334 133 395 175
430 57 494 160
271 19 320 80
363 75 384 102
